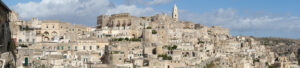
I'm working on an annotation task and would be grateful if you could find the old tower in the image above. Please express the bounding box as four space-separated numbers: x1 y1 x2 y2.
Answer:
172 4 178 21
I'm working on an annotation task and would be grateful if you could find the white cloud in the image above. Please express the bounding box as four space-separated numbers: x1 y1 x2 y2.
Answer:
124 0 173 6
180 8 300 38
147 0 173 5
105 5 155 16
12 0 155 26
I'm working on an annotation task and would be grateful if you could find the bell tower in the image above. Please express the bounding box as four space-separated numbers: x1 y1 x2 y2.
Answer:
172 4 178 21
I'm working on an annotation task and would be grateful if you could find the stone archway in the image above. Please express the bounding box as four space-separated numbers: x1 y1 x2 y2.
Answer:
43 31 49 35
132 34 136 38
43 36 49 41
152 48 157 55
51 31 57 36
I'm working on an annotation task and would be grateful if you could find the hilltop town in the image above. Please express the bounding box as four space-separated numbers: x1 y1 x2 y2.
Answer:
0 2 299 68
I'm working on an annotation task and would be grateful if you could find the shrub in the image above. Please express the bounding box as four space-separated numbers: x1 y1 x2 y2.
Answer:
125 38 129 41
152 30 157 34
130 38 141 41
172 45 177 49
118 38 124 41
146 26 152 29
158 54 172 60
167 45 177 50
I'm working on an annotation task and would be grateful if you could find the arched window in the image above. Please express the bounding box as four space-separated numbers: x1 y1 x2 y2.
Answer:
52 31 57 36
97 46 100 50
75 46 78 50
44 31 49 35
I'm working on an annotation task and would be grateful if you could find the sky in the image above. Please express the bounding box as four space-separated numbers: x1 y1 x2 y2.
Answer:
2 0 300 39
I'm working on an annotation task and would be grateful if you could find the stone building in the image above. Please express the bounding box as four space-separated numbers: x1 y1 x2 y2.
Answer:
0 0 12 53
96 13 146 38
40 20 91 42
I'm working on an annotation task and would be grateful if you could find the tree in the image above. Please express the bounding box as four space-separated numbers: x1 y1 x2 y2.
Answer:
167 45 177 50
25 25 30 31
172 45 177 49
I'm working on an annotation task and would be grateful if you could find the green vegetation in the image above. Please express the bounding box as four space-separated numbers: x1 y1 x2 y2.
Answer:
125 38 129 41
265 62 274 68
198 40 205 44
152 30 157 34
19 44 28 47
268 65 274 68
112 51 120 54
25 25 30 30
130 38 142 41
118 38 124 41
204 62 215 68
146 26 152 29
253 58 260 63
20 25 32 31
113 38 142 41
167 45 177 50
158 54 172 60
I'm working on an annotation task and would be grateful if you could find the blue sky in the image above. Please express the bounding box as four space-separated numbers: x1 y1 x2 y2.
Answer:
4 0 300 15
2 0 300 39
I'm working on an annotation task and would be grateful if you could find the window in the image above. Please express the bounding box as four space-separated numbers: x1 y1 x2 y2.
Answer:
32 39 35 43
84 58 88 62
57 46 59 50
61 46 64 50
97 46 100 50
52 25 55 29
19 39 22 42
75 46 78 50
83 46 86 50
46 25 48 28
99 52 101 56
90 46 92 50
68 46 71 50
